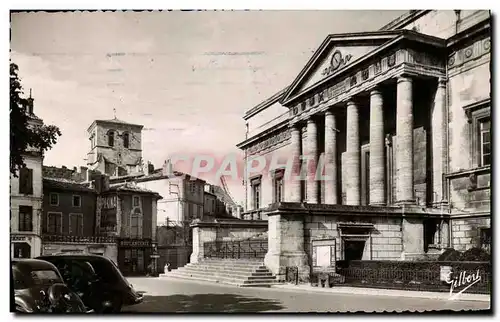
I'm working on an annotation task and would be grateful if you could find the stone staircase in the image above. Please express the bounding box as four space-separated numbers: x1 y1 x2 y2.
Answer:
161 258 281 287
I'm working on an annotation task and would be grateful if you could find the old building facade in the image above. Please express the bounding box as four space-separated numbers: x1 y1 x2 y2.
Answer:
100 180 162 276
40 177 117 260
10 96 44 259
237 10 491 281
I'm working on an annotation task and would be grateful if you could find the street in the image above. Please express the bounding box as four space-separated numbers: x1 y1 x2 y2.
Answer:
123 277 490 313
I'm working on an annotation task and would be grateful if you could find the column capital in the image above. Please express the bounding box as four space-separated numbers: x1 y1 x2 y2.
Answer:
346 99 359 107
437 77 447 86
307 117 316 124
325 109 334 117
397 74 413 84
370 87 383 96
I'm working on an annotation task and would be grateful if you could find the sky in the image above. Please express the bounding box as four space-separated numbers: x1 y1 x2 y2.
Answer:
10 10 408 204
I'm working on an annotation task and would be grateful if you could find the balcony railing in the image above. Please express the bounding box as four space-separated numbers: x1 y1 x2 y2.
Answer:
41 234 117 244
242 209 264 220
204 239 268 259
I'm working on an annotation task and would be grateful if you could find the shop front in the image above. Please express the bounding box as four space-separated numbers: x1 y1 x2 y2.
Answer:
117 238 153 276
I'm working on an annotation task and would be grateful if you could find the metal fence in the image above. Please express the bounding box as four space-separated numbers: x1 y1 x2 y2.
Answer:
204 239 268 259
337 267 491 294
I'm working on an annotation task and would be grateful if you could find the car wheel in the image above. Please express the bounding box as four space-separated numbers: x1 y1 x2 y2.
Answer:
102 299 121 313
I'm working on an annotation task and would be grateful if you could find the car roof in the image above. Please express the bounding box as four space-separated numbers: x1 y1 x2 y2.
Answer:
38 254 109 261
12 258 59 271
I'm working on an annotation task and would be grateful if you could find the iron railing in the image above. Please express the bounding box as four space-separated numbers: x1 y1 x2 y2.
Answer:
337 267 491 294
204 239 268 259
41 234 117 244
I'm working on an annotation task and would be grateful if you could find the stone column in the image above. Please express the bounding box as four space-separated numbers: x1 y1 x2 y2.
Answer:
396 75 415 204
306 118 319 204
369 88 386 205
440 219 450 248
324 111 338 204
289 124 302 203
345 100 361 205
264 212 310 283
189 224 217 264
432 78 447 205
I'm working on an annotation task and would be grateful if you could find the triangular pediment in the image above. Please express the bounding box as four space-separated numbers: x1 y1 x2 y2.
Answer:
282 30 404 105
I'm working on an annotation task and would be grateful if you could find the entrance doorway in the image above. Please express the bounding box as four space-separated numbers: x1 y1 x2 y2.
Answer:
344 240 366 262
13 242 31 258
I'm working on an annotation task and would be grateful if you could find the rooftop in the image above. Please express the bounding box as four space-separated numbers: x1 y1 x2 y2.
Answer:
108 182 163 198
87 117 144 132
43 177 95 193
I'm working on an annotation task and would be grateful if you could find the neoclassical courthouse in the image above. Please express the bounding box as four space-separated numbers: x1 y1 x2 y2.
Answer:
237 10 491 280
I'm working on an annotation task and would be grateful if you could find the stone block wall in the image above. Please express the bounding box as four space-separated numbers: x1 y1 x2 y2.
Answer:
451 216 490 251
449 173 490 211
304 215 340 261
372 217 403 259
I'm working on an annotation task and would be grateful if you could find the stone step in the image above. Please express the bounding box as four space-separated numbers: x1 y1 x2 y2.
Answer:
182 266 273 276
179 267 275 280
169 269 276 283
192 262 267 269
184 264 269 273
167 270 279 287
199 258 265 263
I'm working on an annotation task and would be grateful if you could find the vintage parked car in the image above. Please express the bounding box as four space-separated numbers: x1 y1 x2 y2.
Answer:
37 254 144 313
11 259 91 313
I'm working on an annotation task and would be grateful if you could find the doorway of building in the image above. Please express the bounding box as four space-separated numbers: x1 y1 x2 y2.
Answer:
13 242 31 258
344 240 366 262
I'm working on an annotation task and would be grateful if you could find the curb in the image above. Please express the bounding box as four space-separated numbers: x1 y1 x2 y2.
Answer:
270 284 491 302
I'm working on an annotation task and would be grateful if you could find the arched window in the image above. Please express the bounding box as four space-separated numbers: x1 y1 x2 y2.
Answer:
108 130 115 147
123 132 130 148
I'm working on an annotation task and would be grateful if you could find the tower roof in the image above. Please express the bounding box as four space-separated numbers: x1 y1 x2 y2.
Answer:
87 117 144 132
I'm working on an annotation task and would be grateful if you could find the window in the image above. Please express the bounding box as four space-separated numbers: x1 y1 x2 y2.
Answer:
133 196 141 207
251 177 261 210
19 167 33 195
123 132 130 149
465 99 490 168
90 134 95 149
47 212 62 234
480 228 491 253
69 213 83 236
18 206 33 232
72 195 81 208
130 215 141 238
479 118 491 166
108 130 115 147
211 200 215 213
273 170 284 203
50 193 59 206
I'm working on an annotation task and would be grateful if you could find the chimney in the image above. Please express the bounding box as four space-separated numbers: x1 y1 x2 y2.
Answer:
162 159 173 176
73 166 77 172
147 162 154 175
80 166 88 174
102 175 110 191
27 89 34 115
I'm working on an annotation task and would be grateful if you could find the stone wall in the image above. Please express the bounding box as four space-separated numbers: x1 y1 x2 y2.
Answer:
451 216 490 251
304 215 404 262
371 217 403 259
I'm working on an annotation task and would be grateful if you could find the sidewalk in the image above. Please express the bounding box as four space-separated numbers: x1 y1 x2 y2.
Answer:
271 283 491 302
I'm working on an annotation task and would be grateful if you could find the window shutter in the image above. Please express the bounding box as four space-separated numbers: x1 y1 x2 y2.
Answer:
27 169 33 194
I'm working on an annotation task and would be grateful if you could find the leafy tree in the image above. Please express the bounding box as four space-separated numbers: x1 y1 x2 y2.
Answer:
10 62 61 177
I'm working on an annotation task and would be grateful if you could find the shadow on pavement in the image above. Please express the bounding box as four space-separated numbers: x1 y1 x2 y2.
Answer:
122 294 285 313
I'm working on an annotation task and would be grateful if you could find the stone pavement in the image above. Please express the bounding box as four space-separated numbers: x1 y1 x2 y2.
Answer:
123 277 491 313
272 283 491 302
